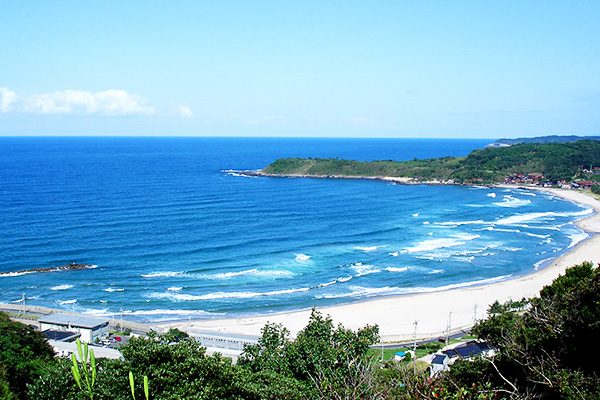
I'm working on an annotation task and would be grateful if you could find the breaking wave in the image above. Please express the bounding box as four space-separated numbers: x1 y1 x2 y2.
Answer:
51 284 74 291
57 299 77 305
142 271 186 278
354 246 379 252
496 209 592 225
350 262 381 276
493 195 531 208
199 268 295 280
385 267 409 273
0 271 35 278
567 231 588 248
403 233 479 253
147 287 310 302
319 275 512 299
295 253 311 262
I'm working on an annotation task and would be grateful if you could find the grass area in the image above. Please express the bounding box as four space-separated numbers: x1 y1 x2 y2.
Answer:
6 312 39 321
371 336 475 362
108 330 131 336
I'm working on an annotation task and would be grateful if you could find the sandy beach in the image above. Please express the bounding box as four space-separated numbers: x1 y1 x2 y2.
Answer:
163 186 600 342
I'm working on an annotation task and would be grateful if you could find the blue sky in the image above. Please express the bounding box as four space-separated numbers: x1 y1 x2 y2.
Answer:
1 1 599 138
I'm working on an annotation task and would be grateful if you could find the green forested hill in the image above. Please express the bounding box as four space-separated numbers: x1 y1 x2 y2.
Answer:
262 140 600 183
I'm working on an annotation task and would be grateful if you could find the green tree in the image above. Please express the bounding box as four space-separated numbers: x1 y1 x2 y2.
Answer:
0 362 16 400
161 328 189 343
121 334 240 399
240 309 380 399
469 262 600 398
0 312 55 399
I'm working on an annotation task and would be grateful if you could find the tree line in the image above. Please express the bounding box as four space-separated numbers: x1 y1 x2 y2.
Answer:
262 140 600 183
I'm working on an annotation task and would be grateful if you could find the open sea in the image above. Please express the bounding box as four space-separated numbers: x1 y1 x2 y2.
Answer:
0 137 592 322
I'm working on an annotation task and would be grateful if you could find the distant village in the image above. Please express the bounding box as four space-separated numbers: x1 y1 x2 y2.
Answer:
503 167 600 190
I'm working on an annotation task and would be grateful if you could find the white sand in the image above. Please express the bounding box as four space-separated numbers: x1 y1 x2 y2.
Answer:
163 187 600 342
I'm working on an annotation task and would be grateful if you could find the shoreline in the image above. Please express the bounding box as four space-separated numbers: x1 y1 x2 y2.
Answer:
161 182 600 342
225 169 446 185
2 181 598 342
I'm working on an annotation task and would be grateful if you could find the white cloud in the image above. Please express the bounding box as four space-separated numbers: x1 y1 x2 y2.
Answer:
0 87 16 112
177 105 193 118
24 89 155 115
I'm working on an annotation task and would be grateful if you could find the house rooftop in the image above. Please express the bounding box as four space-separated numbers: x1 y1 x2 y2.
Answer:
42 329 80 342
443 340 491 359
39 313 109 329
432 354 448 364
454 342 484 358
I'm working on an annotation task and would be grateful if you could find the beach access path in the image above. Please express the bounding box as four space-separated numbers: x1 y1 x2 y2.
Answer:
162 186 600 343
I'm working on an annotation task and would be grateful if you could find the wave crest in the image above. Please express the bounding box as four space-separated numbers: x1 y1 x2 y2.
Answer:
51 284 74 291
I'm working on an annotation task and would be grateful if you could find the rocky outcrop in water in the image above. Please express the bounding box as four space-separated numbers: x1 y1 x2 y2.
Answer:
0 263 97 277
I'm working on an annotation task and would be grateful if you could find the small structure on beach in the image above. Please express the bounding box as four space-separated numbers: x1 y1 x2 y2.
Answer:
39 313 109 343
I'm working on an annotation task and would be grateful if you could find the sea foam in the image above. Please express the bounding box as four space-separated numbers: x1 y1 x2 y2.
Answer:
147 286 310 302
142 271 186 278
0 271 35 278
493 195 531 208
295 253 311 262
567 231 588 248
354 246 378 252
385 267 409 273
496 209 592 225
199 268 295 280
350 262 381 276
51 284 74 291
404 233 479 254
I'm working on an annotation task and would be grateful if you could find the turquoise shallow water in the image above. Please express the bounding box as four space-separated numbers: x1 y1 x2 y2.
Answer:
0 137 591 322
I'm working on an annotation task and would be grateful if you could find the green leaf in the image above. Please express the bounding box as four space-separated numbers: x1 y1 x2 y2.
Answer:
143 375 149 400
90 348 96 387
129 371 136 400
76 339 83 361
70 357 82 390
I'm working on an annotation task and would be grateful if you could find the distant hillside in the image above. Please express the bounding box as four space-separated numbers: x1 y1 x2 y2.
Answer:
261 140 600 184
490 135 600 147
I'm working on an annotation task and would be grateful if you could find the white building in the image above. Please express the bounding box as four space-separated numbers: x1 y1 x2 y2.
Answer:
430 354 450 376
428 340 495 377
39 313 109 343
49 340 122 360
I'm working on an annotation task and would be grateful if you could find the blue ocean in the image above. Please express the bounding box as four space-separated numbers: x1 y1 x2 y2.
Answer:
0 137 591 322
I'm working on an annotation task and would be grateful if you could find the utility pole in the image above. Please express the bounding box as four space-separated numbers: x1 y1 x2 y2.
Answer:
445 311 452 346
473 303 478 325
413 320 418 373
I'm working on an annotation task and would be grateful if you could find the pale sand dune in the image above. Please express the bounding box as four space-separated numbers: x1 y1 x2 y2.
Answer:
164 187 600 342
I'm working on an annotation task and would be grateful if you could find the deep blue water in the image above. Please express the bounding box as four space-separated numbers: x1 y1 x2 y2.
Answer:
0 137 591 321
